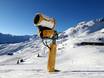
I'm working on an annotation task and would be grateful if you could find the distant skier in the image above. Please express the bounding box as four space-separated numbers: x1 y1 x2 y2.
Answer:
17 59 20 64
37 53 40 57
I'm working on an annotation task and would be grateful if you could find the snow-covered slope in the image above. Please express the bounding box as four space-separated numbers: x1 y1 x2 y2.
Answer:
61 18 104 38
0 18 104 78
59 18 104 44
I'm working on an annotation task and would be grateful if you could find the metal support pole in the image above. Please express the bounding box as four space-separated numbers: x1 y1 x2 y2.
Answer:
47 40 57 72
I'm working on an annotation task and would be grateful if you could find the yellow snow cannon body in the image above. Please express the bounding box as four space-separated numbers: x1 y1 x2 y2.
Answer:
34 13 59 72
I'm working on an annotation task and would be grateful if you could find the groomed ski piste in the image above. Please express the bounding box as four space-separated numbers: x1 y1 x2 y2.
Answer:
0 18 104 78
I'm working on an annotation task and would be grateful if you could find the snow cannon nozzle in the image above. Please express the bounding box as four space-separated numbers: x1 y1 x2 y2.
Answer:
34 14 40 25
34 13 56 29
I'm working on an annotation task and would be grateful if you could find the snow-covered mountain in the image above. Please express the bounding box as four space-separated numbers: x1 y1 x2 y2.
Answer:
0 18 104 78
0 33 32 44
60 18 104 37
59 18 104 43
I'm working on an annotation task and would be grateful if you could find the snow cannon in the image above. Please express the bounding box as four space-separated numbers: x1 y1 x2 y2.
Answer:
34 13 59 72
34 13 55 29
34 13 58 39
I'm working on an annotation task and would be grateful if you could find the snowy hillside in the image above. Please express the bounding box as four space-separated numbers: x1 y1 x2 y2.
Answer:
0 18 104 78
59 18 104 43
60 18 104 37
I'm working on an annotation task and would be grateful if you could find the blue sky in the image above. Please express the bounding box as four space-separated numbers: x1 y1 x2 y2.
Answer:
0 0 104 35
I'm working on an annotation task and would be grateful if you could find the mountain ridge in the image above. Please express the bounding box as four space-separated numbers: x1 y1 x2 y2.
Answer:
60 18 104 38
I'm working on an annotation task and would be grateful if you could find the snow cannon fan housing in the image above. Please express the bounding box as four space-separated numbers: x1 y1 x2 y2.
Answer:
34 13 58 39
